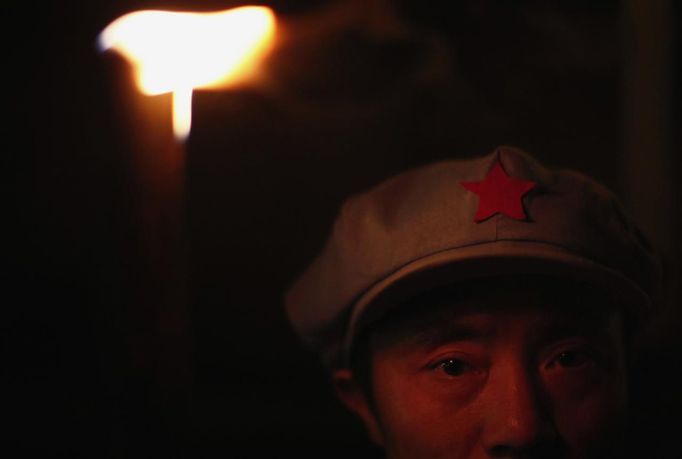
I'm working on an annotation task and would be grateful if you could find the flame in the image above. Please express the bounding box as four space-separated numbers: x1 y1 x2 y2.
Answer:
99 6 276 141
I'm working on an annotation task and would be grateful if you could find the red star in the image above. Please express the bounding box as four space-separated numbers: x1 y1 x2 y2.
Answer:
460 160 537 222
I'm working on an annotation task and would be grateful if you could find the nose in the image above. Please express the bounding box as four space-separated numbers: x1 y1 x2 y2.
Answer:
481 359 561 457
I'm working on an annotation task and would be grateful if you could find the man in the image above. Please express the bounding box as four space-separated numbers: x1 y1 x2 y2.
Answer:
285 146 660 458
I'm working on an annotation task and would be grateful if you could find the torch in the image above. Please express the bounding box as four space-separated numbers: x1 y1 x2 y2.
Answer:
98 6 277 400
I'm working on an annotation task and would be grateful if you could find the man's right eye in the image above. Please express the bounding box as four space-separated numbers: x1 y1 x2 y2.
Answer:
437 358 471 377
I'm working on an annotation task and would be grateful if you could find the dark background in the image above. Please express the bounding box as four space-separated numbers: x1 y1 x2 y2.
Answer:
8 0 680 457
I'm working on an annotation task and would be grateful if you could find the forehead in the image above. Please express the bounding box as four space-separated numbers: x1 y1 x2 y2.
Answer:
364 275 621 350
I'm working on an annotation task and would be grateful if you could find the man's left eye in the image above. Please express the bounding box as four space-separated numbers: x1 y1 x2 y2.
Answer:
552 350 595 369
437 358 472 377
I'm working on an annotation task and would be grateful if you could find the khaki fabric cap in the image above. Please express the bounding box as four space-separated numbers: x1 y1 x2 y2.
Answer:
284 146 661 368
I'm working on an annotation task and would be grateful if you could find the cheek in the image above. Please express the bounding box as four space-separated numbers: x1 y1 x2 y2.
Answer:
545 369 628 452
371 363 483 459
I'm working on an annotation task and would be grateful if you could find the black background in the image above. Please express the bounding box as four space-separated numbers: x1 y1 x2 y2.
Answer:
8 1 681 457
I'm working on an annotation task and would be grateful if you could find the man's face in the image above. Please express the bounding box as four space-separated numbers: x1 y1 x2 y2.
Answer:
335 279 628 459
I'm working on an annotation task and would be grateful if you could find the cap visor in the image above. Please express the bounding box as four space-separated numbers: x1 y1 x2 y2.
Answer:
344 240 650 359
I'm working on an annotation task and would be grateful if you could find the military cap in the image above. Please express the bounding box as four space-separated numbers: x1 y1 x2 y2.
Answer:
285 146 661 367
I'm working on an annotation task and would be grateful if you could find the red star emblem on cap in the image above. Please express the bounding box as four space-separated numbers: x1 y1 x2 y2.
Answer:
460 160 537 223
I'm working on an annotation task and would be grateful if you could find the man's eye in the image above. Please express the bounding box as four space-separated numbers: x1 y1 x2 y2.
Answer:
552 350 594 369
437 358 471 376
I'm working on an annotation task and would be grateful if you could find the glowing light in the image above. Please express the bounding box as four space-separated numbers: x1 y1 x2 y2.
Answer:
99 6 276 141
172 88 193 142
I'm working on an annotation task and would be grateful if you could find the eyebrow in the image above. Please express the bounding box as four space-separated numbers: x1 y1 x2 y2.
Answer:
410 320 495 348
401 311 615 350
530 315 615 348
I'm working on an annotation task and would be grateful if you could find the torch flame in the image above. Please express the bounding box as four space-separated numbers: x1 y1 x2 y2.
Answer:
99 6 276 141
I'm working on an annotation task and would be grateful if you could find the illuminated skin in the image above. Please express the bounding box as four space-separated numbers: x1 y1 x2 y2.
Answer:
334 279 628 459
